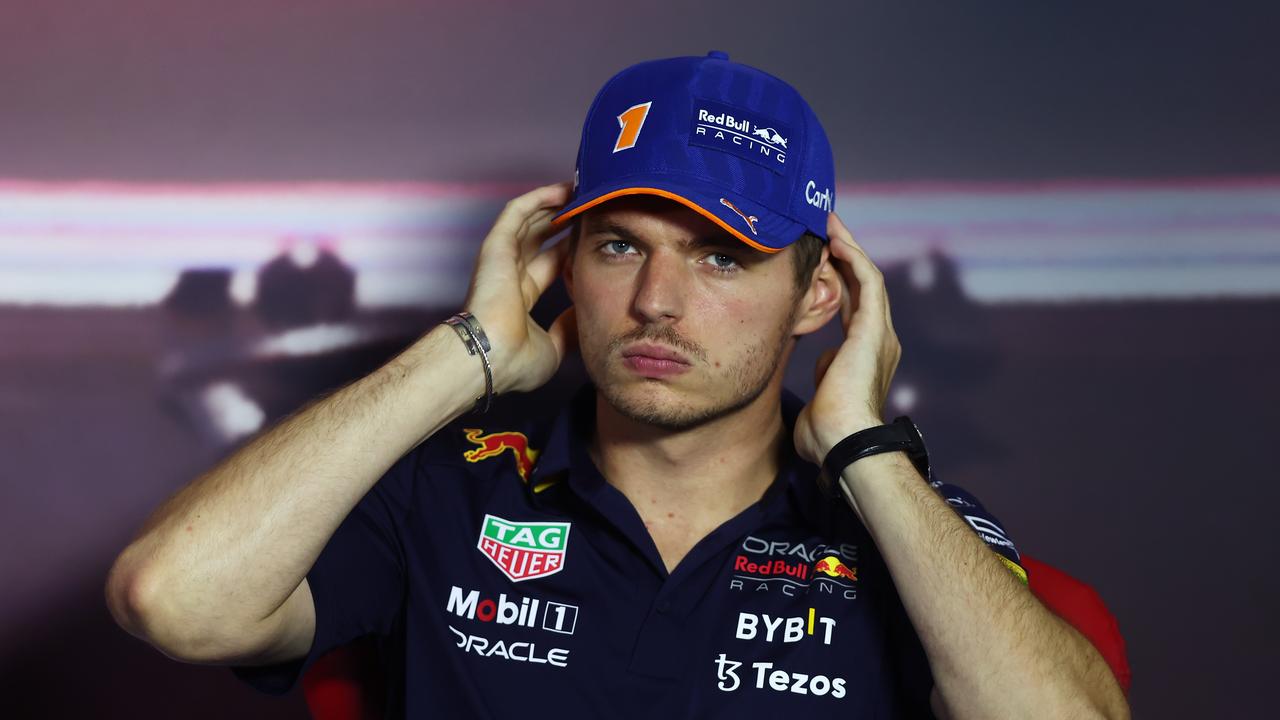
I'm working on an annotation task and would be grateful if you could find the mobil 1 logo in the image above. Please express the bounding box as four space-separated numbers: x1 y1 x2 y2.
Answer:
447 585 578 635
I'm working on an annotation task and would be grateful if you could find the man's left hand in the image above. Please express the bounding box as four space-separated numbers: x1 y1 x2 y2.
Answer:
792 212 902 465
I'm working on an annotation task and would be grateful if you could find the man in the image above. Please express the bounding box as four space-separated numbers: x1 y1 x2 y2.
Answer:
107 52 1128 718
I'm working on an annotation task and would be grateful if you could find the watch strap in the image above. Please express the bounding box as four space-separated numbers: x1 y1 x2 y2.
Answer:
821 416 928 494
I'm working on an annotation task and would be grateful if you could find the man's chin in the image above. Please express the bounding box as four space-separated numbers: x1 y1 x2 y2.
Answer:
597 376 761 433
597 379 709 432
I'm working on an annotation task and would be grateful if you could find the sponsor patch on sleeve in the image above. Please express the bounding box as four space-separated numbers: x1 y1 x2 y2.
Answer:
932 476 1026 581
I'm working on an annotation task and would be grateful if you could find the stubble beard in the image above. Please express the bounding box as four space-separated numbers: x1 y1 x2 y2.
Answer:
584 304 800 432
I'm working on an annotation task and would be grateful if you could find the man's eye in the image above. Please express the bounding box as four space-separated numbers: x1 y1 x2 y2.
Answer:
707 253 740 271
602 240 635 255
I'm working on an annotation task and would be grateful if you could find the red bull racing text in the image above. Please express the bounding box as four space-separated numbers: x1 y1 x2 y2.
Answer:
729 538 859 600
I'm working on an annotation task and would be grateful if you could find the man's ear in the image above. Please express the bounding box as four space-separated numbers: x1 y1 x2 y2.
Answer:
791 245 841 336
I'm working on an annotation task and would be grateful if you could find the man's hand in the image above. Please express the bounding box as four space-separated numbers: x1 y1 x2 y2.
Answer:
792 212 901 465
790 216 1130 719
462 181 578 395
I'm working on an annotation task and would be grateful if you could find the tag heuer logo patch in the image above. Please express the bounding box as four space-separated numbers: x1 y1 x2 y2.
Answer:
477 514 570 582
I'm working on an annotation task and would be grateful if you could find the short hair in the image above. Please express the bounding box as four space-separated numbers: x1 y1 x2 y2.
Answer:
787 231 825 299
567 222 825 298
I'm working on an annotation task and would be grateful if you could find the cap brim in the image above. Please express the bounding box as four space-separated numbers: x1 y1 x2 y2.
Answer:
549 176 807 254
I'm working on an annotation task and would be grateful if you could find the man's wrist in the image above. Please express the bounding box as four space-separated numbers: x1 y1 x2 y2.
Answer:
816 416 886 464
443 311 494 413
404 324 490 418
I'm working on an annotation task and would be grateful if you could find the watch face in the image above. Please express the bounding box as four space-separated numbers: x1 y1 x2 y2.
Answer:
896 416 924 445
898 416 931 482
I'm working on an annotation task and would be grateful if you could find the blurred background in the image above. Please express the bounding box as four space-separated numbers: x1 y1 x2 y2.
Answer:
2 1 1277 717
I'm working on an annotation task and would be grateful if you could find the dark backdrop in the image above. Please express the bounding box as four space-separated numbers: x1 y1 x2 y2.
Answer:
2 2 1277 717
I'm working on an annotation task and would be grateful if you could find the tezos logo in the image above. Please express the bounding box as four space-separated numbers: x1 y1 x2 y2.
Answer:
477 514 570 582
714 654 846 699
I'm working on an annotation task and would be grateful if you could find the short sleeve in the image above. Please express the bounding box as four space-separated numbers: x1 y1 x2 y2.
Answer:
881 473 1025 717
928 474 1026 583
229 448 418 695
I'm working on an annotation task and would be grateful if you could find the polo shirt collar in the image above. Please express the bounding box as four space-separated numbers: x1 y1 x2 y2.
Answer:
530 383 830 534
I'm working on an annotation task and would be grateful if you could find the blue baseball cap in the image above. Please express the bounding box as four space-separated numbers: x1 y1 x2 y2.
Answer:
550 51 835 253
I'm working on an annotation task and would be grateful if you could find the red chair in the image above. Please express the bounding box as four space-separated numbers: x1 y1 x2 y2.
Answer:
302 634 386 720
1020 555 1132 694
301 555 1130 719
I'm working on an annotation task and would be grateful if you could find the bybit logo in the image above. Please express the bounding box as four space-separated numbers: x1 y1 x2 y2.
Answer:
735 608 836 645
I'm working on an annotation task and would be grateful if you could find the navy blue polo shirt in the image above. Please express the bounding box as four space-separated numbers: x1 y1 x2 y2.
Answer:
233 383 1025 718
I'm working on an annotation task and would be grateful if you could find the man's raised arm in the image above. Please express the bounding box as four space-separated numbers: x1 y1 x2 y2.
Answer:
793 213 1129 719
105 182 576 666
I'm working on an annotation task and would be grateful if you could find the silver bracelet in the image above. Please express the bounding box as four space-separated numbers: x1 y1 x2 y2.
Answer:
444 311 494 413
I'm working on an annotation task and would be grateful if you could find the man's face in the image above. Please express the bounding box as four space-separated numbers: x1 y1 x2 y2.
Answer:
565 195 805 431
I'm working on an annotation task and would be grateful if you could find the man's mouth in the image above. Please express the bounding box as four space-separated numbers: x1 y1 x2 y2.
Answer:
620 344 693 378
621 344 691 364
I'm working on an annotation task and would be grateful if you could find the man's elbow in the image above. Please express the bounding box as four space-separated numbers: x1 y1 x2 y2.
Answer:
1049 674 1131 720
933 670 1129 720
1083 684 1131 720
104 555 254 665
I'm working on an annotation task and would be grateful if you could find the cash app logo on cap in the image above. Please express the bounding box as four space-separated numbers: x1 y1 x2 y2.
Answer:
477 514 571 582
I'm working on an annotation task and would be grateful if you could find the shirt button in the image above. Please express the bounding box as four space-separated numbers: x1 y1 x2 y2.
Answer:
656 600 672 614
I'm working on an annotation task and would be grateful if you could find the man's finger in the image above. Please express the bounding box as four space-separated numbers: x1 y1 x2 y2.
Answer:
814 347 838 387
546 305 578 364
485 182 573 255
524 239 570 305
827 213 885 320
517 206 570 263
824 232 859 328
832 213 895 329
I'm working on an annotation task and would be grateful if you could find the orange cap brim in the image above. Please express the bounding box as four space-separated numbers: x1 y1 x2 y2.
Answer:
549 187 782 254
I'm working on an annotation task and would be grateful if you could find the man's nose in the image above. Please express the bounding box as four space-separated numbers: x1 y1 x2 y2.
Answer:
631 250 688 323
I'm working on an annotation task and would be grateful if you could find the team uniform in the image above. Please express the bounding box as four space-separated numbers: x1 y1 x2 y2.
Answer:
233 51 1031 718
233 383 1025 718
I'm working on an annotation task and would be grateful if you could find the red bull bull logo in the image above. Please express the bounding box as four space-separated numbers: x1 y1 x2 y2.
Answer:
463 428 540 482
812 555 857 582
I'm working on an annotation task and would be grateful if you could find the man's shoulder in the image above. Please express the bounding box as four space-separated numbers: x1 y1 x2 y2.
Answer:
411 383 578 480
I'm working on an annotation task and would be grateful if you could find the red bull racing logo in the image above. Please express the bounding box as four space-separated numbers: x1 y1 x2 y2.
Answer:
729 537 858 600
812 555 857 582
463 428 540 482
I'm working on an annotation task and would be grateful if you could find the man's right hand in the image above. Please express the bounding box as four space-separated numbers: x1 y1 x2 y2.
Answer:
461 181 577 395
105 181 581 666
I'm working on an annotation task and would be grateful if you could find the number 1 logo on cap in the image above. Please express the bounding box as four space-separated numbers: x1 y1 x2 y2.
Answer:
613 101 652 153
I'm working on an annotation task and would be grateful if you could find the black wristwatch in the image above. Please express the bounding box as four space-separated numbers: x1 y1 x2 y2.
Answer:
820 416 931 496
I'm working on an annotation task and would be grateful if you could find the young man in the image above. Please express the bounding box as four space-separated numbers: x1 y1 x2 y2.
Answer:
107 53 1129 718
